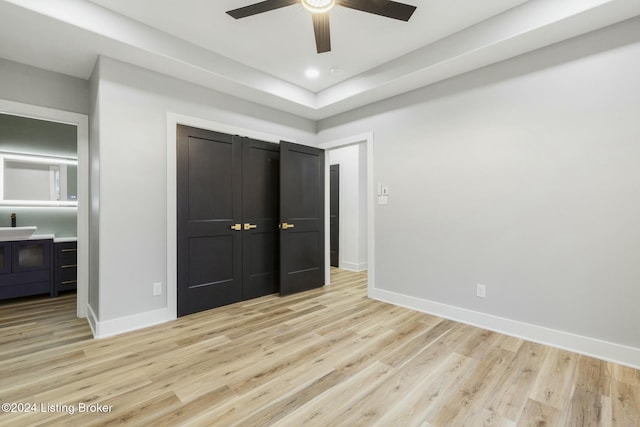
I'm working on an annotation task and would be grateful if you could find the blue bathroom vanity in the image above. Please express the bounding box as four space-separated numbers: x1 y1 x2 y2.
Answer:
0 236 53 300
0 235 77 300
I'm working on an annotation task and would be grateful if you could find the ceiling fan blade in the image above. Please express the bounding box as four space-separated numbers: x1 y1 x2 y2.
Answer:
312 13 331 53
337 0 416 21
226 0 298 19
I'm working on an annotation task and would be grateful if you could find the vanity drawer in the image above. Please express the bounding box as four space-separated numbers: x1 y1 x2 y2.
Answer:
58 265 77 282
56 242 77 263
54 241 77 295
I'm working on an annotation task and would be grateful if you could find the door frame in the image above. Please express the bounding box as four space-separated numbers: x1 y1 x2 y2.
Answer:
166 113 295 319
0 99 89 319
319 132 374 290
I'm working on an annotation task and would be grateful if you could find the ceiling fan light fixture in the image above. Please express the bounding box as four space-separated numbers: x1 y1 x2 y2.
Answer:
301 0 335 14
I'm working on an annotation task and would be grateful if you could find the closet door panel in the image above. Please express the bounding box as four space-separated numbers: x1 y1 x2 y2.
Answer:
280 141 325 296
177 125 242 317
242 138 280 299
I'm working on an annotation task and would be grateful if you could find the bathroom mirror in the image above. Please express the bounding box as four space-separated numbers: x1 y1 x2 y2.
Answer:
0 152 78 207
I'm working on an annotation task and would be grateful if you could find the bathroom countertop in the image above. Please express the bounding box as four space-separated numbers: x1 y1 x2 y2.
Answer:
32 234 56 241
53 236 77 243
0 234 77 243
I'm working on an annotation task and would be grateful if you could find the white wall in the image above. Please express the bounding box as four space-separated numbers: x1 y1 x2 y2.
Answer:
329 144 367 271
91 57 317 332
318 17 640 366
88 61 101 323
0 57 88 115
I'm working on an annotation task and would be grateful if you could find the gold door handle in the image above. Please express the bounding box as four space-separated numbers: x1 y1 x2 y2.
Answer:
230 224 242 231
281 222 295 230
244 223 257 230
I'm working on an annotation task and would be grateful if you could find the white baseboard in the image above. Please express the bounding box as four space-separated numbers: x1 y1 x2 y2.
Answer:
370 287 640 370
90 307 173 339
341 261 368 272
87 304 98 338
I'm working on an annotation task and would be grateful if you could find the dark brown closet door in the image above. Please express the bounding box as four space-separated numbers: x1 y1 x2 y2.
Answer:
241 137 280 299
177 125 242 316
279 141 325 296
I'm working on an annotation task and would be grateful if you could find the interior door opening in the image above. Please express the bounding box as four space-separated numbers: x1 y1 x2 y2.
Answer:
0 107 86 319
326 142 368 274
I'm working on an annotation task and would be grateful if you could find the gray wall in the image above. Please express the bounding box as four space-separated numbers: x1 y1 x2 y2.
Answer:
318 17 640 349
0 113 77 236
0 57 89 115
93 56 317 322
0 113 77 156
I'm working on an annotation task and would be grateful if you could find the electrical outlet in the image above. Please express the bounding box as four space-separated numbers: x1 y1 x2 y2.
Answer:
476 284 486 298
153 282 162 296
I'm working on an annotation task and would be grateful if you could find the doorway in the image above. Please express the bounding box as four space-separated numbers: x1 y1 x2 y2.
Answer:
0 99 88 319
326 142 368 273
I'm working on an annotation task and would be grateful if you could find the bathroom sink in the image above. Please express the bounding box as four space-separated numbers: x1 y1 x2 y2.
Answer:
0 226 38 241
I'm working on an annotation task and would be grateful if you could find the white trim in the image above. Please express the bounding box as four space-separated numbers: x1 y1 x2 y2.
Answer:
370 287 640 370
92 308 171 339
87 303 98 337
166 112 299 320
0 99 89 319
0 152 77 165
340 261 368 272
320 132 373 150
319 132 374 290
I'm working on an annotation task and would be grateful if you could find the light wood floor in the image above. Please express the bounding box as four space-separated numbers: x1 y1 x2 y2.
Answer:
1 269 639 426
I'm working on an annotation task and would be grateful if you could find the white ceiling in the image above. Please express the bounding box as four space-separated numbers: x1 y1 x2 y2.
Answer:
87 0 528 92
1 0 639 120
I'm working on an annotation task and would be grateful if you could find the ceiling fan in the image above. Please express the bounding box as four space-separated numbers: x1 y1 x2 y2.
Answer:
226 0 417 54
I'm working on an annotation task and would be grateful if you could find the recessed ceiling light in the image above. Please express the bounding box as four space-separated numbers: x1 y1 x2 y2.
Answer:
301 0 336 14
305 68 320 79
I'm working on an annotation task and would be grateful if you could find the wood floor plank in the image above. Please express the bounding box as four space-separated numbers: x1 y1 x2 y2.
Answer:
485 341 550 422
516 398 563 427
326 327 481 425
529 347 579 410
372 351 478 426
611 380 640 426
612 364 640 386
427 347 516 426
0 269 639 426
276 361 395 427
566 385 611 427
